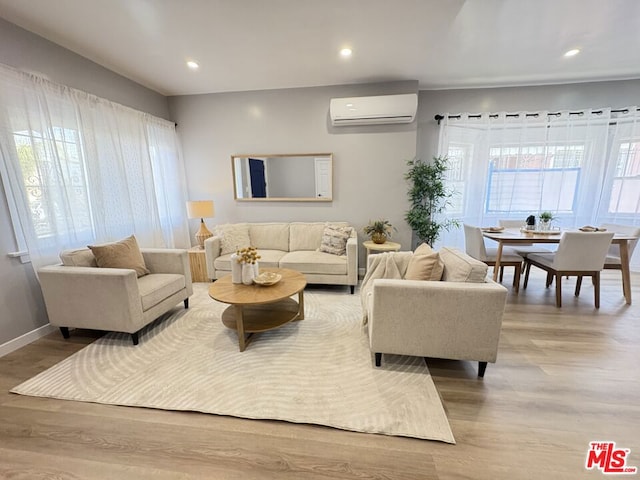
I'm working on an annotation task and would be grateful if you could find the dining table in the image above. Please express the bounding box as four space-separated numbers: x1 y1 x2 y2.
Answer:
482 228 638 305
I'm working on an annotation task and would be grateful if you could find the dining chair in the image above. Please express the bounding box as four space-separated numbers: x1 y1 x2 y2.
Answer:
498 219 554 257
464 224 524 292
522 231 614 308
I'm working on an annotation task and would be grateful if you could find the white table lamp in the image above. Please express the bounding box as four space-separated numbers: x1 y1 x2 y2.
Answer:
187 200 215 248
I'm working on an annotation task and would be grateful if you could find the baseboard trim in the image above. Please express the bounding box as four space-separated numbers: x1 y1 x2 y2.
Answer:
0 324 57 358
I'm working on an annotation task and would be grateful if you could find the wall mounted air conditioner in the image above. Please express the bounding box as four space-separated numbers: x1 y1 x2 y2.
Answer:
330 93 418 126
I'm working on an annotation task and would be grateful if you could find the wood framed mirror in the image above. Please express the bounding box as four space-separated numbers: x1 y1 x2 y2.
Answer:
231 153 332 201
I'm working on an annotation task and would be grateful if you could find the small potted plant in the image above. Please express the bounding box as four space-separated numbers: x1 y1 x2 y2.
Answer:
363 219 396 244
539 211 554 231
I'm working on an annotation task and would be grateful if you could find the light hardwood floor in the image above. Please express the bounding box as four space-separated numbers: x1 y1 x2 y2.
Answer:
1 269 639 479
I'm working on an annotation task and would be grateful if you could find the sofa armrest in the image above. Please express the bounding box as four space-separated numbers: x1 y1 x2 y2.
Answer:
368 278 507 362
346 234 358 285
38 265 144 333
204 235 222 280
141 248 193 296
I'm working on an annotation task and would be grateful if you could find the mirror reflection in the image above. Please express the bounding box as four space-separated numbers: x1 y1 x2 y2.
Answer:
232 153 332 201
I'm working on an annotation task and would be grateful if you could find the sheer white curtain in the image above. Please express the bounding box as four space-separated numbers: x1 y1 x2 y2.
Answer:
0 63 190 271
437 107 640 270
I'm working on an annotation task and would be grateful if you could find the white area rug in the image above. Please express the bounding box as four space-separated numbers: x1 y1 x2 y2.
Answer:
11 284 455 443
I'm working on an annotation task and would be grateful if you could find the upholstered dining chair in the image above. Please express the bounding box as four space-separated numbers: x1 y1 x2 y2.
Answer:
600 223 640 269
498 219 554 257
464 224 524 292
522 231 614 308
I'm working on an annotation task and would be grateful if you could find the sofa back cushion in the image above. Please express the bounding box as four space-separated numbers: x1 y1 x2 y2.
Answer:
289 222 349 251
249 223 290 251
60 248 98 267
440 247 488 283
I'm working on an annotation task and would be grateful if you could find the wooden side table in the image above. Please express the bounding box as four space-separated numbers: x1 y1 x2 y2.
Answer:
362 240 401 269
188 247 208 283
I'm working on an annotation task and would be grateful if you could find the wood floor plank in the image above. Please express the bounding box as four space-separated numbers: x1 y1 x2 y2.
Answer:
1 269 639 479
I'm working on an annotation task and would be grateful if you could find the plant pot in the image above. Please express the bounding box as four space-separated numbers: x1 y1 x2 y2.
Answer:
371 232 387 244
539 220 551 231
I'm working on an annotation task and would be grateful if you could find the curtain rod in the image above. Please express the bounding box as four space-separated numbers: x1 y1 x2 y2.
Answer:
434 107 640 124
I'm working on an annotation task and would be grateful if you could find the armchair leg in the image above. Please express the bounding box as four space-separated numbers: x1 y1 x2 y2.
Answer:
478 361 487 378
184 298 189 309
594 271 600 308
131 332 139 345
375 352 382 367
59 327 70 339
350 285 355 294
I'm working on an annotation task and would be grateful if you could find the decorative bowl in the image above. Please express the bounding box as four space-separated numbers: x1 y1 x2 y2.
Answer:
253 272 282 286
481 226 505 233
579 226 607 232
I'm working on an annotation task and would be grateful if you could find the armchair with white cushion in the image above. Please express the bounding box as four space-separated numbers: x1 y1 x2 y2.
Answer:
363 247 508 377
38 247 193 345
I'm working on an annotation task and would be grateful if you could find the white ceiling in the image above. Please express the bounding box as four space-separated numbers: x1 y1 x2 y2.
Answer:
1 0 640 96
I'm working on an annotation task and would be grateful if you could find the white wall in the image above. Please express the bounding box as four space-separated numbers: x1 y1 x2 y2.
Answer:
0 19 170 349
168 81 419 266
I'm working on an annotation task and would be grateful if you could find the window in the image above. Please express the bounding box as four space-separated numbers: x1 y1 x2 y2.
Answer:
609 141 640 214
13 127 93 241
484 144 584 214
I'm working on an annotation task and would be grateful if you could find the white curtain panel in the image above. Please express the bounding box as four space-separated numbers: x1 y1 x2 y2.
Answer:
0 63 190 271
437 108 640 270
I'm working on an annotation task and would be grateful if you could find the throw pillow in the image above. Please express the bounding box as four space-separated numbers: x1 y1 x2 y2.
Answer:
318 224 353 256
88 235 150 277
405 244 444 281
215 223 251 255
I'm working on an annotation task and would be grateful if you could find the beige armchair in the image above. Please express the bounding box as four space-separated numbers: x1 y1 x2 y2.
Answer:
38 248 193 345
364 248 508 377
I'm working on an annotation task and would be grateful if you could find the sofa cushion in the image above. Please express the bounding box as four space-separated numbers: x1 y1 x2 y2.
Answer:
440 247 488 283
290 222 349 251
404 243 444 281
215 223 251 255
60 248 98 267
137 273 186 311
318 224 353 256
249 223 289 251
280 250 347 275
214 249 286 271
88 235 150 277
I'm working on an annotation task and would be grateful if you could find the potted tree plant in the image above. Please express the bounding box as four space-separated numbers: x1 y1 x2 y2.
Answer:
405 156 460 246
363 219 396 244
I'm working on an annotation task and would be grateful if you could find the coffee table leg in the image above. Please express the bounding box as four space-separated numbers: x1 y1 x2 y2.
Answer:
234 304 246 352
297 290 305 321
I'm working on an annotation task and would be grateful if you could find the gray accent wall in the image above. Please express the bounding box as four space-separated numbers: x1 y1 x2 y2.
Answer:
0 19 170 348
167 80 420 265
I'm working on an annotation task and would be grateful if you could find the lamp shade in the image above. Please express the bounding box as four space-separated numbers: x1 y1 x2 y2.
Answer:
187 200 215 219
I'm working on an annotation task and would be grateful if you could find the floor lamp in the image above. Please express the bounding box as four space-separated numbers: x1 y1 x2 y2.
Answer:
187 200 215 248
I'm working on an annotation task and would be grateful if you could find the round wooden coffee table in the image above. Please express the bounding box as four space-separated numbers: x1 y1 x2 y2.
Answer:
208 268 307 351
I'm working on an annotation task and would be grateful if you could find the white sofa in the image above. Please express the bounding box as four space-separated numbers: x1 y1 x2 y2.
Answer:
362 247 508 377
204 222 358 293
39 248 193 345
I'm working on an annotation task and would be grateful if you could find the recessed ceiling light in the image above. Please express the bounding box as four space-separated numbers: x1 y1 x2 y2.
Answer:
564 49 580 57
186 60 199 70
340 48 352 58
